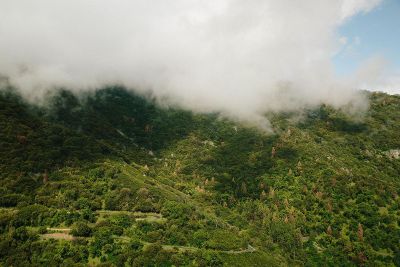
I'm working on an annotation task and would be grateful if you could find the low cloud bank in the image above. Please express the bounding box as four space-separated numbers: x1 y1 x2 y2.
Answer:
0 0 383 129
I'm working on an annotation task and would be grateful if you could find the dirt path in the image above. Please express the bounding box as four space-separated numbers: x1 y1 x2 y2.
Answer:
40 227 74 240
96 210 165 222
161 244 256 254
42 231 257 254
138 240 256 254
46 228 71 232
223 245 256 254
41 232 75 241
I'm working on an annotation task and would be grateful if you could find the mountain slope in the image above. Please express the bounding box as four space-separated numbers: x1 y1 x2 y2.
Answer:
0 87 399 266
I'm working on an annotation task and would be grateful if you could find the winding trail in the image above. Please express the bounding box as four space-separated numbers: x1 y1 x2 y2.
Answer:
39 211 257 254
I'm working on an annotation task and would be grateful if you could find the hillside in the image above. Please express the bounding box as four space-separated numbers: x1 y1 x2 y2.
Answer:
0 86 400 266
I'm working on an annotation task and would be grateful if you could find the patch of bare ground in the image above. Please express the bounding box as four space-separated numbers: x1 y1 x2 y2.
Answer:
41 233 75 241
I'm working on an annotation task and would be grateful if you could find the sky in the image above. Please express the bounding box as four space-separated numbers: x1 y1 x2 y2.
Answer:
334 0 400 93
0 0 397 130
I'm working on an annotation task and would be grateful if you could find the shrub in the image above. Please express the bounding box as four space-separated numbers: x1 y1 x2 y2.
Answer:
71 221 92 237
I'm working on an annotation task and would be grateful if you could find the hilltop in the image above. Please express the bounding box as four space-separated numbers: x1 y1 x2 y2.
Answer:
0 87 399 266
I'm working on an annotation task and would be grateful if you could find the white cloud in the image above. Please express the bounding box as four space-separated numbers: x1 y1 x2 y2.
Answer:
360 67 400 95
354 36 362 45
337 35 363 58
339 36 349 45
377 76 400 95
380 75 400 95
340 0 382 21
0 0 383 129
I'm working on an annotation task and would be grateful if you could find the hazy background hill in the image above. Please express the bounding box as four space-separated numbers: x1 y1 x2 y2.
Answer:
0 87 399 266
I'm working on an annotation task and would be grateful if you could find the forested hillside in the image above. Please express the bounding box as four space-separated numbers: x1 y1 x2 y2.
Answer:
0 86 399 266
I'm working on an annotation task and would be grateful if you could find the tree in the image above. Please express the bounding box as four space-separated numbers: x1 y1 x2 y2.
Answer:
240 182 248 195
358 223 364 242
271 147 276 158
71 221 92 237
327 225 333 236
43 170 49 184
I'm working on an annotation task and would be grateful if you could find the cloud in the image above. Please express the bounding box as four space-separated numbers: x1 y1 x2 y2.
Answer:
336 36 363 59
378 74 400 95
357 62 400 95
340 0 382 21
0 0 383 129
339 36 349 45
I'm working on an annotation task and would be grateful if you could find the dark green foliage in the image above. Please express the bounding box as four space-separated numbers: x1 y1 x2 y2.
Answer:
0 193 30 207
71 221 92 237
0 87 400 266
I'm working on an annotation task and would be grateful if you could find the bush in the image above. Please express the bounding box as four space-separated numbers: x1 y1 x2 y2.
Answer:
0 194 30 207
192 229 210 247
71 221 92 237
129 238 143 251
38 226 48 234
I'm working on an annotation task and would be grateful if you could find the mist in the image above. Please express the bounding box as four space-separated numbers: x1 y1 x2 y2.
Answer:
0 0 383 129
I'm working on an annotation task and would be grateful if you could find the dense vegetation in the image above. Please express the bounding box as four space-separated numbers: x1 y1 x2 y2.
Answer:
0 86 399 266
